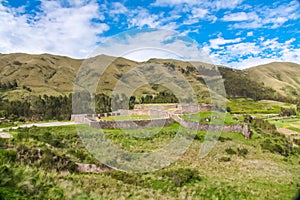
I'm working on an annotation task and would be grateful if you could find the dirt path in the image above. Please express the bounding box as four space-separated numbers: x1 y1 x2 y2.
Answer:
0 132 12 138
0 121 79 138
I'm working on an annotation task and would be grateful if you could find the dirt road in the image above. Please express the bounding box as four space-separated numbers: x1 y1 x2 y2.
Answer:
0 121 78 138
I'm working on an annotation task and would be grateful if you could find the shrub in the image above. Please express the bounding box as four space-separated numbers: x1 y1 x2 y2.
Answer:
260 139 288 156
225 148 236 155
237 148 248 157
280 107 296 117
106 171 140 185
160 168 202 187
218 136 232 142
0 150 16 163
219 157 231 162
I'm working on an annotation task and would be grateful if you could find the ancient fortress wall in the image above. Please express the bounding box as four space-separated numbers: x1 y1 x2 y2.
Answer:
71 105 250 138
169 113 250 139
117 109 169 118
89 118 174 129
133 104 212 113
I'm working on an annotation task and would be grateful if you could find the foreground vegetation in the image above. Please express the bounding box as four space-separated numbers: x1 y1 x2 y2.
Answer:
0 123 299 199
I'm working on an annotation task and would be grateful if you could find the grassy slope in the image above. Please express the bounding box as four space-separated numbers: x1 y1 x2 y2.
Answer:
180 111 240 125
245 62 300 98
0 53 210 101
0 124 299 199
227 98 294 114
4 53 300 103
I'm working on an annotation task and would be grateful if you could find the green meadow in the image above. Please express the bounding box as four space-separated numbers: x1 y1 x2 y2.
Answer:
0 123 299 199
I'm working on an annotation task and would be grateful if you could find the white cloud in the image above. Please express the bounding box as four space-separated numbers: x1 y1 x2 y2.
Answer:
153 0 243 10
222 12 257 22
227 42 260 56
0 1 109 58
285 38 296 45
215 0 243 10
206 34 300 69
229 57 278 69
209 37 242 49
109 2 128 15
247 31 253 36
152 0 199 7
191 7 208 18
128 8 160 28
92 29 212 63
229 1 300 29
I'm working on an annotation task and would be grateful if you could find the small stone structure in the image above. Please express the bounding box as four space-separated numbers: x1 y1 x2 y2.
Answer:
169 113 251 139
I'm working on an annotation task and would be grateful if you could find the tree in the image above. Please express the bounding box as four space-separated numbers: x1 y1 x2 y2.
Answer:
296 98 300 111
280 107 296 117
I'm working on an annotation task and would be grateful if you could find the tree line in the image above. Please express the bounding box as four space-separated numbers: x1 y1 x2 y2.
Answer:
0 92 179 122
218 67 296 103
0 80 18 91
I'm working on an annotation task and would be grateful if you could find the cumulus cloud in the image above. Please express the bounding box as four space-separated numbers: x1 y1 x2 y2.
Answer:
209 37 242 49
128 8 161 28
228 1 300 29
92 29 212 63
108 2 128 16
247 31 253 36
153 0 243 10
0 0 299 69
222 12 258 22
206 35 300 69
0 0 109 58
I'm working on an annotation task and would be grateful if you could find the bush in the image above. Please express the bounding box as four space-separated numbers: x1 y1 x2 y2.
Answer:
219 157 231 162
160 168 202 187
173 169 201 187
218 137 232 142
260 139 288 156
17 116 26 122
0 150 17 163
106 171 140 185
237 148 248 157
252 118 278 135
225 148 236 155
280 107 296 117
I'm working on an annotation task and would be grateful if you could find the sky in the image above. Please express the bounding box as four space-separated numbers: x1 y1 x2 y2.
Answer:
0 0 300 69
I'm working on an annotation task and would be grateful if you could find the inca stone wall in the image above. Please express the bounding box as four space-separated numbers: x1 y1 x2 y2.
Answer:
89 118 174 129
133 104 212 114
71 105 250 139
169 113 250 139
117 109 169 118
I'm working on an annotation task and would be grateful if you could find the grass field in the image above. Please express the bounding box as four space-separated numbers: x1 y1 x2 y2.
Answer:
0 124 299 199
180 111 241 125
227 99 294 114
269 117 300 134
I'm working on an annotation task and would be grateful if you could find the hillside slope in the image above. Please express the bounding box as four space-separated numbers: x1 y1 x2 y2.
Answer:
245 62 300 98
0 53 299 102
0 53 82 99
0 53 211 102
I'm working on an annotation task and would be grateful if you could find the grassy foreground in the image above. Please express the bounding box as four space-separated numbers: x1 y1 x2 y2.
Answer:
0 124 299 199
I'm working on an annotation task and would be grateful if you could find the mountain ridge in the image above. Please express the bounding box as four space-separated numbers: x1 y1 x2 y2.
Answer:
0 53 299 101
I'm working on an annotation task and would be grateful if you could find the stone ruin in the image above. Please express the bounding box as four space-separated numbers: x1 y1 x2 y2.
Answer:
71 103 251 139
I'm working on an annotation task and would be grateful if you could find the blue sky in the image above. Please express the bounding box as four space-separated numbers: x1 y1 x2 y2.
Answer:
0 0 299 68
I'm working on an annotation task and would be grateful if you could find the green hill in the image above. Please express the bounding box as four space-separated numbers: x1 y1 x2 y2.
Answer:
245 62 300 98
0 53 299 103
0 53 210 102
